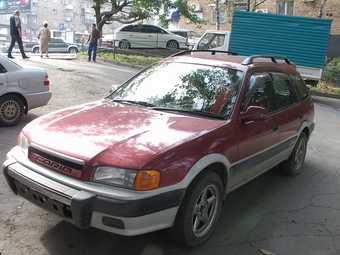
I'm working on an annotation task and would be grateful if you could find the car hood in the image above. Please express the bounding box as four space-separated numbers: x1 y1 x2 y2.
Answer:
24 99 224 168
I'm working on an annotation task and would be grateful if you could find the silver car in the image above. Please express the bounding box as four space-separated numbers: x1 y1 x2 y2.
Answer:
0 55 52 126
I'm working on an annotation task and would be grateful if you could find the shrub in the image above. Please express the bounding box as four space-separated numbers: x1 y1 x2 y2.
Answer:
323 58 340 83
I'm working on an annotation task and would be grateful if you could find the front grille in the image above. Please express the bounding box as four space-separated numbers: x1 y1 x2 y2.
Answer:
29 147 84 178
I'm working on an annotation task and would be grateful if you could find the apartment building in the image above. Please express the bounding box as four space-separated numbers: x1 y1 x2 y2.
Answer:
0 0 115 42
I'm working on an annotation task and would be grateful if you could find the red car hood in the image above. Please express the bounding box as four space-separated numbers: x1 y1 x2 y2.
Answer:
24 99 224 168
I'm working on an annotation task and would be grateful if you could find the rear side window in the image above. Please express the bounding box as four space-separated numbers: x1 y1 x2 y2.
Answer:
289 74 309 100
272 73 299 110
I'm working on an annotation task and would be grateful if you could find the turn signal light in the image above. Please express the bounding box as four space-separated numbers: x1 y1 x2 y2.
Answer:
134 170 161 191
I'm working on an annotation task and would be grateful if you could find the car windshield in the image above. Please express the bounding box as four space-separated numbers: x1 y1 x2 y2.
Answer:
107 62 243 119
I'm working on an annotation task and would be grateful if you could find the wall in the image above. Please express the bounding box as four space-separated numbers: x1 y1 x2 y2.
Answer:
184 0 339 35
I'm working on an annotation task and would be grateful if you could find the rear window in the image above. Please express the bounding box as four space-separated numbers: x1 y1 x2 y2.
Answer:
289 74 309 100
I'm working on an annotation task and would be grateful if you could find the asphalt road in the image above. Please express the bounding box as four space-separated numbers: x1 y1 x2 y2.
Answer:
1 53 340 255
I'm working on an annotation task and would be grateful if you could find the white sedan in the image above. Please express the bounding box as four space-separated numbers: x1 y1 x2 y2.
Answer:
113 24 188 49
0 55 52 127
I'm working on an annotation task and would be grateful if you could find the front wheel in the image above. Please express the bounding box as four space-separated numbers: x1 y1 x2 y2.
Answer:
166 171 223 247
280 132 308 176
33 47 40 53
0 95 24 127
166 40 179 49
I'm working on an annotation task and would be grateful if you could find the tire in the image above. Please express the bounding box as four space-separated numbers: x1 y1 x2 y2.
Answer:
166 40 179 49
33 47 40 53
280 132 308 176
166 171 223 247
0 95 24 127
119 40 130 49
68 47 78 54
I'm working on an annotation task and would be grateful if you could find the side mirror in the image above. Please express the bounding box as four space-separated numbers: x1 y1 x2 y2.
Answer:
239 106 268 122
109 84 120 93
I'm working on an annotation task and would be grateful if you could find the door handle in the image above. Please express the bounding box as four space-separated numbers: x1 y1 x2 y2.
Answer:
273 124 279 131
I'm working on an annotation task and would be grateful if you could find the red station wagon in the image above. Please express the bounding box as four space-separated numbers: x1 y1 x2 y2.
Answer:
3 51 314 247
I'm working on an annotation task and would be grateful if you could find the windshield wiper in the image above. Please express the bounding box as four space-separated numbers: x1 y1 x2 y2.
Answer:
113 99 156 107
151 107 226 120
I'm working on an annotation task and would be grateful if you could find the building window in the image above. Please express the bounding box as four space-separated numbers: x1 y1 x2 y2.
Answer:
53 21 58 28
277 1 294 15
234 3 247 10
210 5 226 24
43 7 48 14
53 9 57 15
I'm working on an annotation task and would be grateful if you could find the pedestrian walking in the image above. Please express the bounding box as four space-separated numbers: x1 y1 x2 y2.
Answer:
38 22 51 58
8 10 30 59
87 23 101 62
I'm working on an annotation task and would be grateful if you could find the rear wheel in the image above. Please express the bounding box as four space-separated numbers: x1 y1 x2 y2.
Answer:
119 40 130 49
166 171 223 247
166 40 179 49
280 132 307 176
33 47 40 53
68 47 78 54
0 95 24 127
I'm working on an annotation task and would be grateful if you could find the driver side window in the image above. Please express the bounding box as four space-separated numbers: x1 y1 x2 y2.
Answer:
243 72 274 113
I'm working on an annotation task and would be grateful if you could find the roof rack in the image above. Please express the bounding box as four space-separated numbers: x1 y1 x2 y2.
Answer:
169 50 238 57
242 55 291 65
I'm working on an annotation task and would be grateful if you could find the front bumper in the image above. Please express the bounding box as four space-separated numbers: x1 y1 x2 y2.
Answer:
3 153 185 236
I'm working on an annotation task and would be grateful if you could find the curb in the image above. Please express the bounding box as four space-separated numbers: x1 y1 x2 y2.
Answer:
310 90 340 100
101 58 145 70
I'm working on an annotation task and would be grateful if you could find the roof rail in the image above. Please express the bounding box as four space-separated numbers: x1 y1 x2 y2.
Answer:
169 50 238 57
242 55 291 65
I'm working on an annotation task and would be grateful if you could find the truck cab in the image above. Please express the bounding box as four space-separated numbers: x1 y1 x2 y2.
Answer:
193 31 230 51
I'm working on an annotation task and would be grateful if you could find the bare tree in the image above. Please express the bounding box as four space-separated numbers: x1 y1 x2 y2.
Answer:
206 0 228 30
318 0 327 17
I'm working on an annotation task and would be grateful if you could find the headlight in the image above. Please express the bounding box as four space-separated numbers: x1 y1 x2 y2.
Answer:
93 166 161 191
17 132 28 155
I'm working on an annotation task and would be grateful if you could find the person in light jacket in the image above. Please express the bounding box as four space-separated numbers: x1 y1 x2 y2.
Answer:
38 22 51 58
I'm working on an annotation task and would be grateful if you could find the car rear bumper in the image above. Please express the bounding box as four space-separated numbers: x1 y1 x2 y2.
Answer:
26 91 52 111
3 153 184 236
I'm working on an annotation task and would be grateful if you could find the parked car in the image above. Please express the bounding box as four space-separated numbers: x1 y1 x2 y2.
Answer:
113 24 187 49
25 38 81 54
2 43 22 54
3 51 314 247
168 29 201 47
0 55 51 126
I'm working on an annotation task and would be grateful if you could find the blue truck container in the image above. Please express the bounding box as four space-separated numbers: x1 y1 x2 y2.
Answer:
193 11 333 81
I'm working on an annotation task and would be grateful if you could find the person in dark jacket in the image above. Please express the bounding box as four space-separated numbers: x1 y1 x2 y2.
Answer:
86 23 101 62
8 10 30 59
